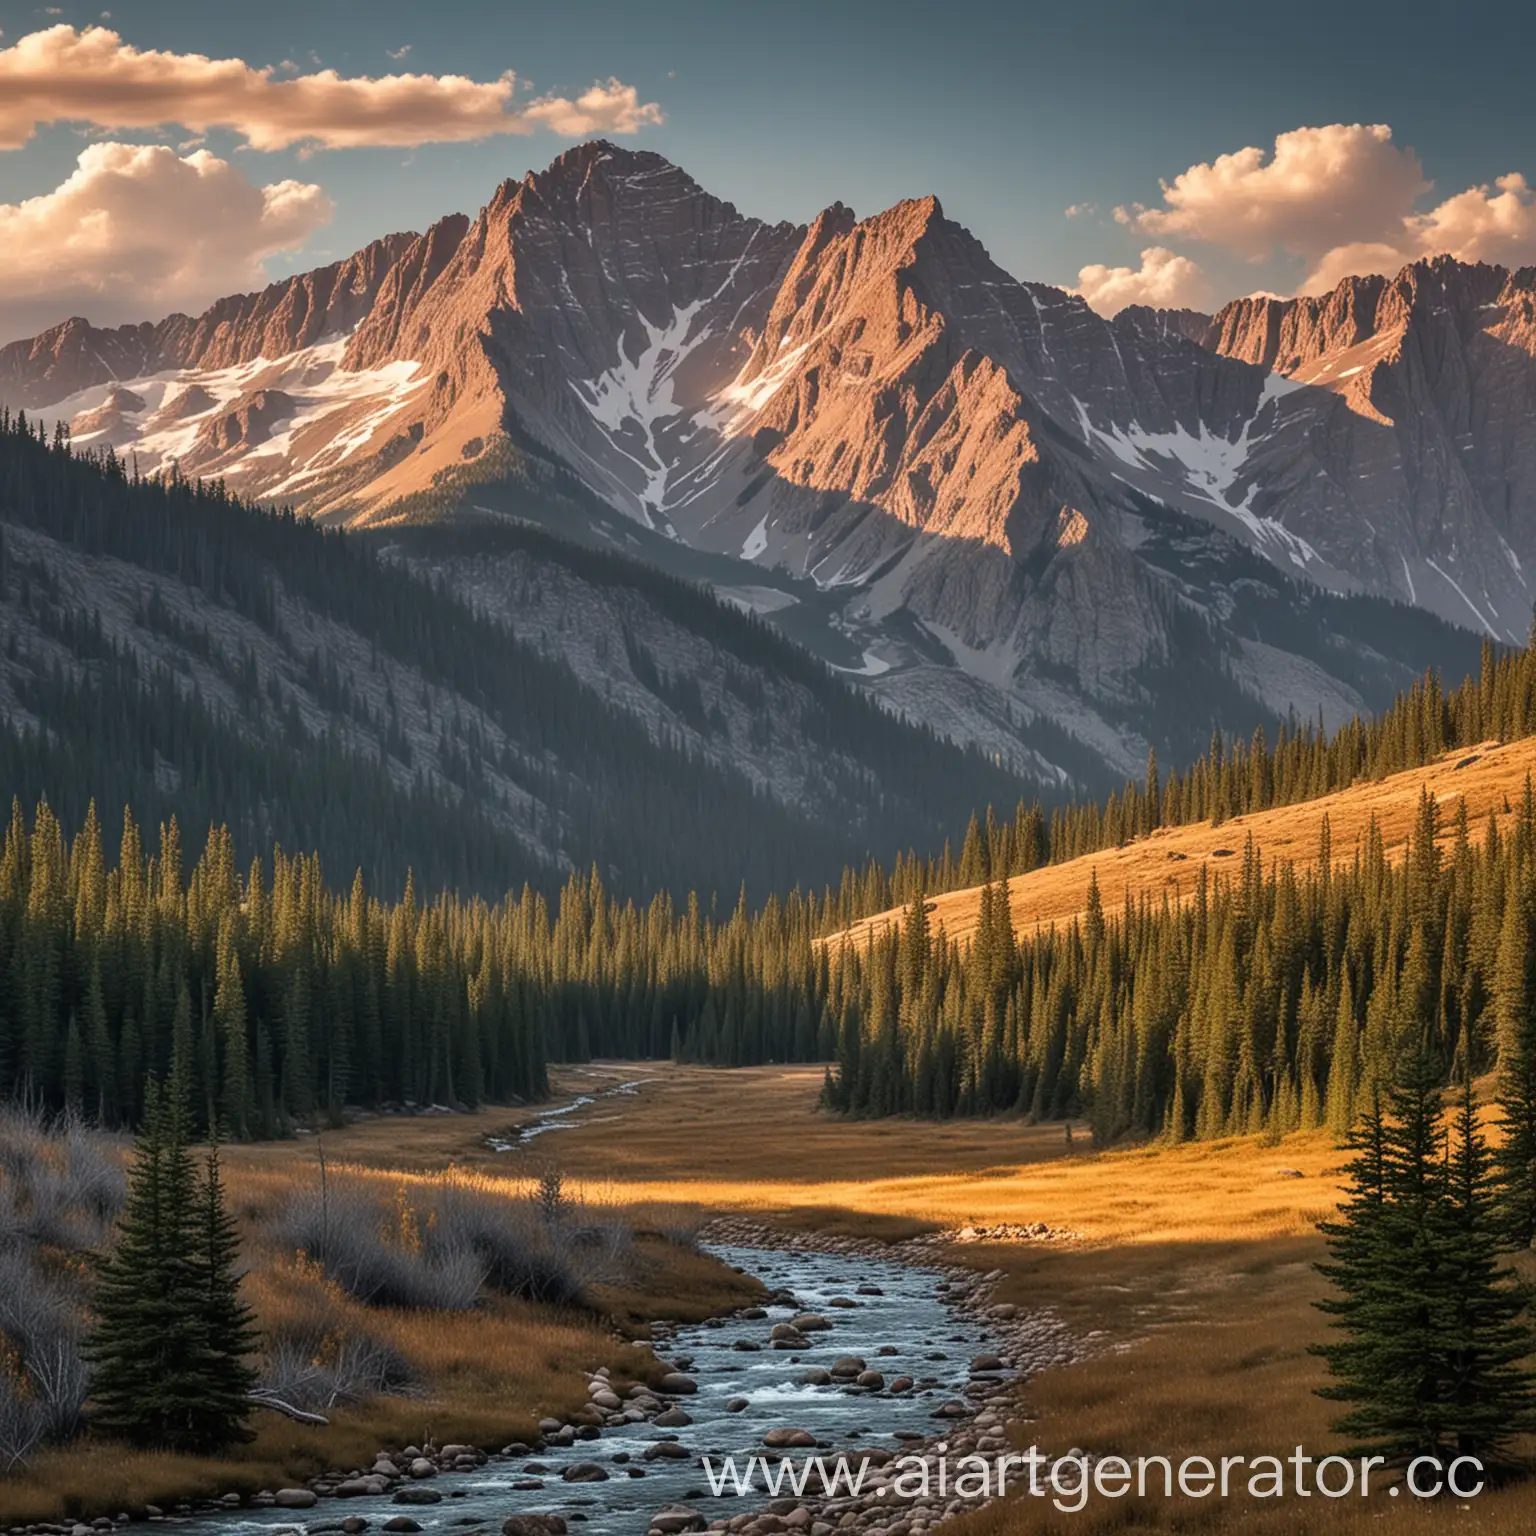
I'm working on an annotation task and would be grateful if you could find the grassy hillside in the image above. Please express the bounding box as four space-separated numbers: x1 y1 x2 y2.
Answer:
829 734 1536 949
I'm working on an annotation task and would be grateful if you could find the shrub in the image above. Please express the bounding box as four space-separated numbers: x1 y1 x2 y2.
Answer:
0 1108 121 1468
275 1183 488 1311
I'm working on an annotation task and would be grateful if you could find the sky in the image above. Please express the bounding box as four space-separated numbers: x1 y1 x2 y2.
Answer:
1 0 1534 341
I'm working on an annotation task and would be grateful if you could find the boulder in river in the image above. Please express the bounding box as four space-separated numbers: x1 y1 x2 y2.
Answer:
855 1370 884 1390
656 1372 698 1395
653 1407 692 1427
643 1441 693 1461
790 1313 832 1332
562 1462 611 1482
503 1518 568 1536
724 1396 750 1412
648 1507 705 1534
762 1427 817 1449
382 1522 421 1534
971 1354 1004 1373
274 1490 317 1509
392 1488 442 1506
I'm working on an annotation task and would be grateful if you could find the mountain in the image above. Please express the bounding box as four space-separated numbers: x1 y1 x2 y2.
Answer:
1199 258 1536 640
2 143 1505 777
0 415 1044 903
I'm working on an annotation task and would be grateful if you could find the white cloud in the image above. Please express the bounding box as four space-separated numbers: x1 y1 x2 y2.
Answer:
1075 246 1211 317
1128 123 1429 262
0 25 664 152
1114 122 1536 295
0 141 331 342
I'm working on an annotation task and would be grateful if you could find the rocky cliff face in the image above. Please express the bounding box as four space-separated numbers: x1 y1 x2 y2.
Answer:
1197 259 1536 639
1 144 1509 780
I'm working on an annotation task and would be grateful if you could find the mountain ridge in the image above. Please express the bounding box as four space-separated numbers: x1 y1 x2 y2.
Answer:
1 142 1520 781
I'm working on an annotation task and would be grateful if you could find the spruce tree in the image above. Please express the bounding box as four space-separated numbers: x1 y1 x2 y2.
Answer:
185 1146 259 1447
85 1080 208 1448
85 1082 259 1451
1440 1074 1535 1464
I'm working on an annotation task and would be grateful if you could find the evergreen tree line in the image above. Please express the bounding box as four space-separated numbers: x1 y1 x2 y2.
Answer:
0 796 860 1130
824 633 1534 931
822 782 1536 1142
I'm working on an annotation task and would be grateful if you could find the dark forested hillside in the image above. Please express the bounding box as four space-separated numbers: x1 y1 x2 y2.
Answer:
0 414 1045 904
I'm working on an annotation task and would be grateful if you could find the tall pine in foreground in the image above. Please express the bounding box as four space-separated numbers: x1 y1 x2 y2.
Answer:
1315 1042 1535 1471
85 1082 258 1451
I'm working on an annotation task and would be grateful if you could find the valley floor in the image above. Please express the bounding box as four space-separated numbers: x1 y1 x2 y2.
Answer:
12 1061 1534 1530
439 1061 1532 1532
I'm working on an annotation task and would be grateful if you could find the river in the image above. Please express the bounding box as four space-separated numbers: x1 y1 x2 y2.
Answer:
192 1241 1000 1536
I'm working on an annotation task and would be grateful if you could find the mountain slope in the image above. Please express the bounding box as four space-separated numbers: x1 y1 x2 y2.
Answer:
0 417 1045 901
1 142 1510 779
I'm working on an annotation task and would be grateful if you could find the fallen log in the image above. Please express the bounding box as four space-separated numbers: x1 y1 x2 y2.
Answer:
249 1391 329 1426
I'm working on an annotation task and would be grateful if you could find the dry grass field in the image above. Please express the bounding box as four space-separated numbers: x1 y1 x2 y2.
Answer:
830 735 1536 950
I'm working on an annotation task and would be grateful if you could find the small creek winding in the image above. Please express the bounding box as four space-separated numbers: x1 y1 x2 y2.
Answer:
199 1242 1001 1536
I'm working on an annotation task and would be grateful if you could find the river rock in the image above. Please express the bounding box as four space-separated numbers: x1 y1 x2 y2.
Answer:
855 1370 884 1389
724 1396 750 1412
590 1389 623 1412
654 1407 693 1427
657 1372 698 1395
798 1367 832 1386
392 1488 442 1506
643 1440 692 1461
827 1297 858 1309
408 1458 437 1478
336 1477 389 1498
274 1490 318 1509
830 1356 865 1377
342 1520 369 1534
563 1463 611 1482
768 1323 806 1344
970 1354 1004 1372
791 1314 832 1332
503 1517 567 1536
762 1427 817 1449
856 1285 883 1296
511 1479 545 1491
382 1522 421 1534
888 1376 914 1393
648 1507 705 1534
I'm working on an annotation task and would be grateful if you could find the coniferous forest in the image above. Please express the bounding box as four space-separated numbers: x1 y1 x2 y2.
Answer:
5 411 1536 1140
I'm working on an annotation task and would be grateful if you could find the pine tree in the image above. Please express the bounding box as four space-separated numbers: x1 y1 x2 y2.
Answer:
84 1081 208 1449
85 1083 259 1451
1316 1041 1536 1469
1440 1074 1536 1463
185 1146 259 1447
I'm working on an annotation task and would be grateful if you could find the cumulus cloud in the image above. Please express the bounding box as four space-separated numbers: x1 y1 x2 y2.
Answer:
0 25 664 152
0 141 331 342
1115 123 1536 295
1127 123 1429 261
1075 246 1211 317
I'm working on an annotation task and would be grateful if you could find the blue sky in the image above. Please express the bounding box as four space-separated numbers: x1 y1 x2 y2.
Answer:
1 0 1534 338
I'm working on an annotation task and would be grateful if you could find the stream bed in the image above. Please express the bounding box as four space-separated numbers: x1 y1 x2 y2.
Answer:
196 1242 1002 1536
